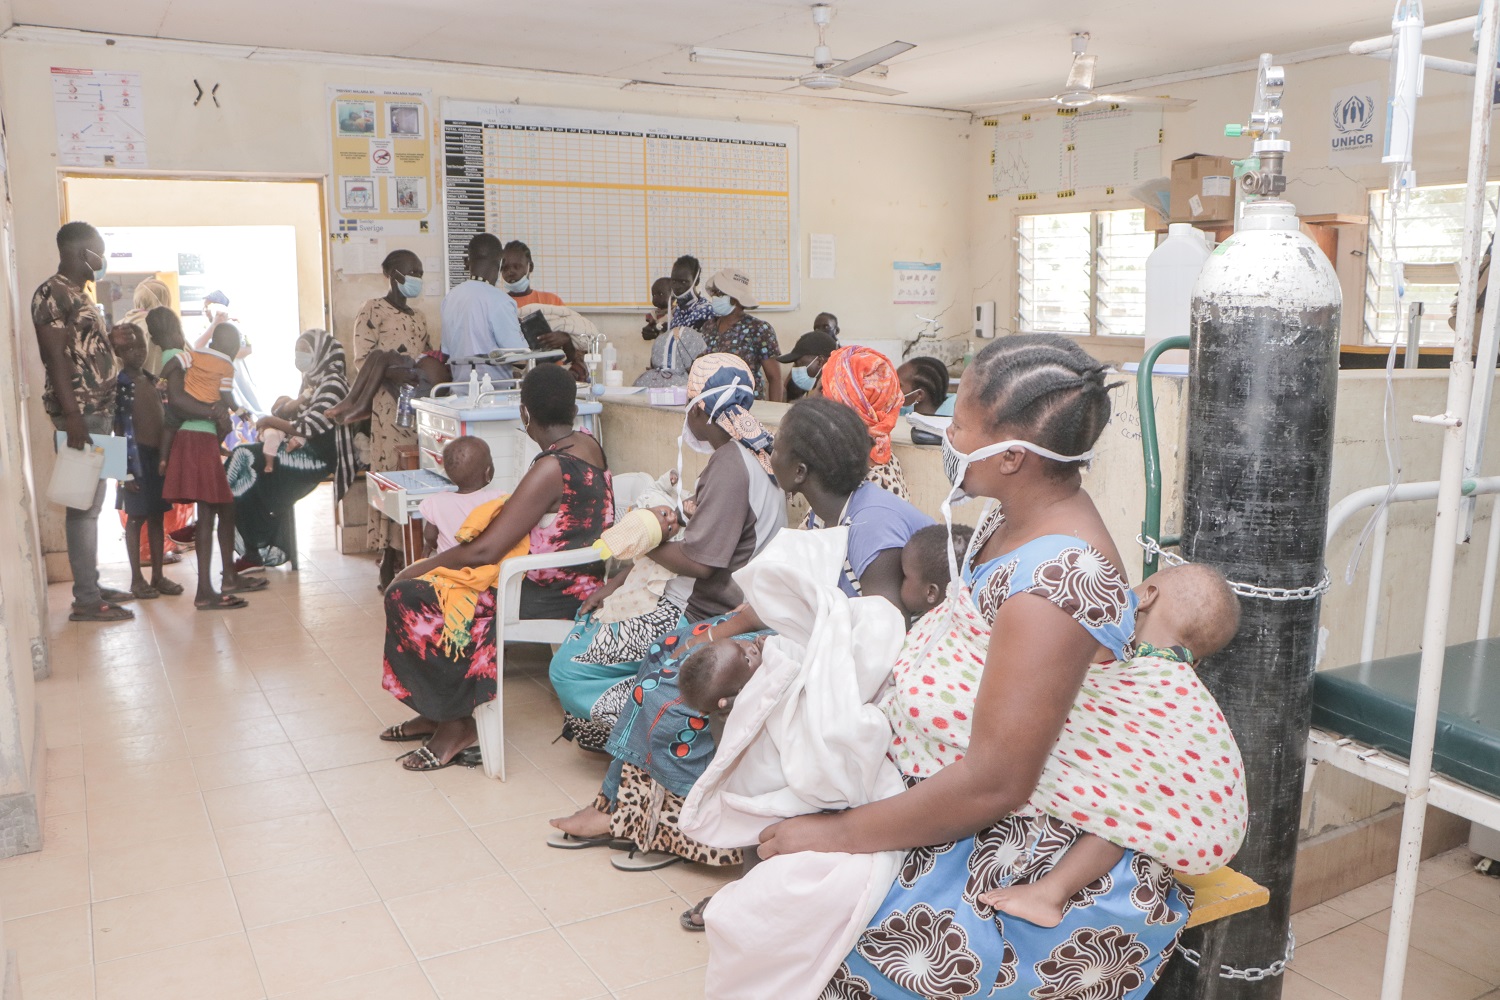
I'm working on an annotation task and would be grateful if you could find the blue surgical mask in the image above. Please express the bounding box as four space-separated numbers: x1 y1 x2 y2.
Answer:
86 249 107 284
503 276 531 294
900 404 915 416
791 366 817 392
709 295 734 317
395 273 423 298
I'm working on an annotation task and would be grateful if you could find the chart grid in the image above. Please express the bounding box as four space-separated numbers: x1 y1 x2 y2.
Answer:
443 111 795 310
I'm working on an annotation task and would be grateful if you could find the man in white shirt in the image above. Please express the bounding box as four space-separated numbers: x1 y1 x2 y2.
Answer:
441 233 524 380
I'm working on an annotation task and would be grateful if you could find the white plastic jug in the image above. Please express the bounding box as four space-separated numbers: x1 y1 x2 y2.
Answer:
48 444 105 510
1144 223 1212 369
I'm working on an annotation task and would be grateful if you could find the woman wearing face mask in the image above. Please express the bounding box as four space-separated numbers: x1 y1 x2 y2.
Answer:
758 336 1193 999
819 346 912 501
897 355 956 417
775 330 837 403
381 364 614 770
548 353 787 866
226 330 356 570
701 268 784 402
326 250 440 584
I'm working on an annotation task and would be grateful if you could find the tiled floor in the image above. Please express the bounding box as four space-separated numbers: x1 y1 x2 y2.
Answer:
6 489 1500 999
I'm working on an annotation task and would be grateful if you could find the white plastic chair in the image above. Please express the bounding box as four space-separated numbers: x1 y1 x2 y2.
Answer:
475 547 602 780
610 471 656 513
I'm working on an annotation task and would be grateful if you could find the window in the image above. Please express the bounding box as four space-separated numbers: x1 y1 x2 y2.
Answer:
1366 183 1499 345
1017 208 1155 337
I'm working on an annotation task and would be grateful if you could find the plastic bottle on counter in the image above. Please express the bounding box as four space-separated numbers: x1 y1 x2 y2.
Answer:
602 341 617 373
1144 223 1212 369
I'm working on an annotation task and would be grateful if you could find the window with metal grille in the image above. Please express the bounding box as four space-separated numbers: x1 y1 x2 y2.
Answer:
1366 183 1499 345
1017 208 1155 337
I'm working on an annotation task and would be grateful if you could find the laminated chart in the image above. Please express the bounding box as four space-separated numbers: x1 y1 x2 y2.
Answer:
443 101 798 310
52 67 147 168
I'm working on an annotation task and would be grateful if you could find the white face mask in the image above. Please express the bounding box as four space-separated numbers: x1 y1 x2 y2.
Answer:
293 351 316 373
503 275 530 294
676 383 741 507
938 430 1095 583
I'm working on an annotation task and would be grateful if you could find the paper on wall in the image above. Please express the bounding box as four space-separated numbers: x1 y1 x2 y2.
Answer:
892 261 940 305
52 67 147 168
332 236 385 274
809 233 836 280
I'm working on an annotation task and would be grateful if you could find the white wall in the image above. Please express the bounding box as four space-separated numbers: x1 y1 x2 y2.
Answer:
971 40 1492 358
0 33 975 571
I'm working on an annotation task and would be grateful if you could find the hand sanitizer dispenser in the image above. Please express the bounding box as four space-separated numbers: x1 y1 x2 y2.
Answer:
974 301 996 339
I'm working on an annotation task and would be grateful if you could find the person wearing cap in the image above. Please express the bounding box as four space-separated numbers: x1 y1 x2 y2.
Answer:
776 330 838 403
701 267 783 401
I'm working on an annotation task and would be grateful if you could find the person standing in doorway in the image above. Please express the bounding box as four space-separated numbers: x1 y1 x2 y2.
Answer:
441 233 524 381
32 221 134 623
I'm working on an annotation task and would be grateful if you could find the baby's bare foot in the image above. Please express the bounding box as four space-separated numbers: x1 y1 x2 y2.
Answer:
978 884 1067 928
549 805 611 839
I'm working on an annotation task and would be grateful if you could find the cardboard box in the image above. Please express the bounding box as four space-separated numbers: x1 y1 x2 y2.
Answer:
1169 153 1236 223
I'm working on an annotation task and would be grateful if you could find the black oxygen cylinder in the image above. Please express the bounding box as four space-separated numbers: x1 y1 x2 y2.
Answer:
1154 198 1342 1000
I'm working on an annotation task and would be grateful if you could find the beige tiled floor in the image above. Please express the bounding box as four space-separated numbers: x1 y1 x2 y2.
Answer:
7 490 1500 998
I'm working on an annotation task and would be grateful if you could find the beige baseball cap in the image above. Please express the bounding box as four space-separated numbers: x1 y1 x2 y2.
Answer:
706 267 759 309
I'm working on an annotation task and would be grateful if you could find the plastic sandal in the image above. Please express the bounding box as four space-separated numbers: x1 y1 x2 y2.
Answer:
610 850 682 872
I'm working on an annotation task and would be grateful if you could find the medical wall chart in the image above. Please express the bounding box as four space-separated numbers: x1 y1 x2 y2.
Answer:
327 86 440 277
988 106 1164 201
441 100 798 310
52 67 147 168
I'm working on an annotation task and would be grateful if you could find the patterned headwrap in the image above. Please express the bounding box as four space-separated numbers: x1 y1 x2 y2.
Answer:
685 353 775 478
819 346 903 465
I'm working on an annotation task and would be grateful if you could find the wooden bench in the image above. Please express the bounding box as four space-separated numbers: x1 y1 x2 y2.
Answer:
1179 867 1271 928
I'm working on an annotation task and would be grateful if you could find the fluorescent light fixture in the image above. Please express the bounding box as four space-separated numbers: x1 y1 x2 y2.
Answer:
689 46 815 69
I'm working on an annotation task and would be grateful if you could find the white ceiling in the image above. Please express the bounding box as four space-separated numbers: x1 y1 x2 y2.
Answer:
10 0 1480 110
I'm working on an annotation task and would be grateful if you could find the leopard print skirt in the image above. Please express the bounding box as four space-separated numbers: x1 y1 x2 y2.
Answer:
600 763 742 867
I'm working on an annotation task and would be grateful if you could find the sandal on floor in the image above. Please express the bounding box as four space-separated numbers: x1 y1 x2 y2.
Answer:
400 745 480 772
68 601 134 623
380 721 434 743
195 594 249 612
547 832 634 851
98 587 137 603
221 575 269 594
680 896 711 932
152 578 185 596
610 850 682 872
129 584 161 600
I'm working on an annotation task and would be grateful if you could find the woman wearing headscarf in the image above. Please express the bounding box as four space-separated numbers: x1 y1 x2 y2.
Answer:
549 354 786 751
226 330 355 569
818 346 911 501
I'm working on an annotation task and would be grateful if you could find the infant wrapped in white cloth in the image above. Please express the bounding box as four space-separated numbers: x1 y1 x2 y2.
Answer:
677 527 908 1000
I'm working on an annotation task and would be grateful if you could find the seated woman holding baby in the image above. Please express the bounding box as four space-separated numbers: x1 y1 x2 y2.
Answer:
746 334 1246 999
379 364 613 771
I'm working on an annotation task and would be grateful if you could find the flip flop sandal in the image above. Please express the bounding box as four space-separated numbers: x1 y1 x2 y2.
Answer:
547 832 634 851
401 745 481 772
68 602 134 623
99 587 137 604
195 594 250 612
129 585 161 600
153 579 185 596
610 850 682 872
380 721 435 743
221 576 269 594
680 897 711 932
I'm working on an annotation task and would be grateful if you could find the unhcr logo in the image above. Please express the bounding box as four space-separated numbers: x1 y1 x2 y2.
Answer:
1333 94 1376 133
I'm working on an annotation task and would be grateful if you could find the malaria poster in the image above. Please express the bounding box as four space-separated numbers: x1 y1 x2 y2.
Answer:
327 86 436 239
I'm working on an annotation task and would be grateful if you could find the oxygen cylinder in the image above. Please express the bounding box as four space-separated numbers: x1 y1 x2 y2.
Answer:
1156 198 1342 1000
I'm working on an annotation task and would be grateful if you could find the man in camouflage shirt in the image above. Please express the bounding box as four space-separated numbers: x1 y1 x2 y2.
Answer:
33 221 133 622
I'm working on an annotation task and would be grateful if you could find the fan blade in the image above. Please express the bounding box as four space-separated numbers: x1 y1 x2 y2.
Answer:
662 71 803 82
1064 53 1097 92
1092 94 1196 110
828 40 915 78
837 79 905 96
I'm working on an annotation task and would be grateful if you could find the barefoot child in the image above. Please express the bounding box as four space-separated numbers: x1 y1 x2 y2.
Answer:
418 437 503 556
976 562 1242 927
109 323 183 600
160 316 268 610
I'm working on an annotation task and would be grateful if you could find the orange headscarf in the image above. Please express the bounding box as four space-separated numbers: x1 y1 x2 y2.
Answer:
819 346 902 465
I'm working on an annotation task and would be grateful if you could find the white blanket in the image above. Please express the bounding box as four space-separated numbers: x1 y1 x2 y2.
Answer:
678 527 907 1000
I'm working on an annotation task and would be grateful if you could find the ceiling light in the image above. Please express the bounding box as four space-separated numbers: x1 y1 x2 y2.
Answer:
689 47 814 69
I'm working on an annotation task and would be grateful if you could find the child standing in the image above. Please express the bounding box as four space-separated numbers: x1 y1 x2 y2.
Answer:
109 323 182 600
158 310 267 610
418 437 502 556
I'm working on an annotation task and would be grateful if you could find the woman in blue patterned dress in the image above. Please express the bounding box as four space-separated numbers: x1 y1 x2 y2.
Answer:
759 335 1194 1000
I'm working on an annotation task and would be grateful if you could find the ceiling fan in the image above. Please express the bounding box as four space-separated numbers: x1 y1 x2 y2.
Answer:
664 2 915 97
972 33 1194 115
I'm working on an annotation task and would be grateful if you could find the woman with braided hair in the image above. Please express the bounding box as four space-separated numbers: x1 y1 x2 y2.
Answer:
759 334 1195 999
896 355 955 418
